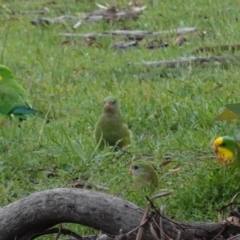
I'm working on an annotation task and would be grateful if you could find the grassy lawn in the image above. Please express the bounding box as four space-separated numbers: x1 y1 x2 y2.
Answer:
1 0 240 236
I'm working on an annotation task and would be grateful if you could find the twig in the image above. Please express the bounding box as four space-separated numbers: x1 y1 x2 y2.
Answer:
149 222 160 240
1 24 10 62
227 234 240 240
38 103 52 145
148 198 195 239
193 44 240 54
159 206 166 240
19 8 50 15
106 27 196 37
59 27 197 39
125 218 148 237
219 202 240 213
218 199 240 224
212 224 227 240
135 202 151 240
29 227 82 240
33 5 146 27
231 192 240 203
102 6 146 21
138 55 240 68
112 40 138 49
31 15 79 26
73 20 82 29
150 191 173 201
55 224 62 240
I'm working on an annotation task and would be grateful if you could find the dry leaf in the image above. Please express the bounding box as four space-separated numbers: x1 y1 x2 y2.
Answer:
209 83 223 92
226 216 240 225
168 165 181 172
60 40 77 46
174 34 186 46
147 40 169 49
95 2 109 10
159 160 173 168
43 169 58 178
85 37 102 47
215 108 240 121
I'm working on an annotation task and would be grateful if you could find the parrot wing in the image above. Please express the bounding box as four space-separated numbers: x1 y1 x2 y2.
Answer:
0 85 37 118
95 114 131 148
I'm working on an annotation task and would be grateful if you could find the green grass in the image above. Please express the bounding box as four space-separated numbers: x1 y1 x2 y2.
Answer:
1 0 240 237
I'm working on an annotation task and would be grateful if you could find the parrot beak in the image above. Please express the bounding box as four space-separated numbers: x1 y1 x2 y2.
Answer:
212 144 218 153
212 144 222 162
105 102 111 110
129 168 133 175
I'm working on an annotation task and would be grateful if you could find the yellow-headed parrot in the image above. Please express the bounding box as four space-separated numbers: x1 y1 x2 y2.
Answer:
212 136 236 163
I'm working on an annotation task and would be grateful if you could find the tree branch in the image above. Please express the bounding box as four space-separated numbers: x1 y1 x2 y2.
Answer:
138 55 240 68
0 188 240 240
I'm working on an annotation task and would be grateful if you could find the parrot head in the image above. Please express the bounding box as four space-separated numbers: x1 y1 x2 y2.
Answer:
129 162 139 176
129 161 145 178
103 96 119 114
212 136 235 163
129 160 154 178
0 65 14 81
129 160 158 192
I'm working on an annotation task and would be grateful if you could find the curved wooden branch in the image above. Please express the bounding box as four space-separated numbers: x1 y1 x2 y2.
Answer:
0 188 240 240
0 188 146 240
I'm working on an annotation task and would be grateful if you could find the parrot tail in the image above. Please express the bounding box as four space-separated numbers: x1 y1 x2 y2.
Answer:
9 106 50 123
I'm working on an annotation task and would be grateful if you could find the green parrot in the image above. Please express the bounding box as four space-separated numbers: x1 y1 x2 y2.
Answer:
0 64 40 122
212 136 236 163
212 135 240 170
129 160 159 193
94 96 131 149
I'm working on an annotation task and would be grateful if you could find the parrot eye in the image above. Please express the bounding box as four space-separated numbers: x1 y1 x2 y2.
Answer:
112 101 116 104
221 142 226 147
133 165 139 170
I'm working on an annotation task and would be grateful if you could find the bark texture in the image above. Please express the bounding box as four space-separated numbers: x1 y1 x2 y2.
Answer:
0 188 146 240
0 188 239 240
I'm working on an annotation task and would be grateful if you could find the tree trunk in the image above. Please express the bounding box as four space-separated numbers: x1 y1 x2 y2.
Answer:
0 188 239 240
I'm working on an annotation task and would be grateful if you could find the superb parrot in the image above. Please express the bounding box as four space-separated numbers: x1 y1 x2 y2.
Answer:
94 96 132 149
212 136 236 163
0 64 40 122
129 160 159 193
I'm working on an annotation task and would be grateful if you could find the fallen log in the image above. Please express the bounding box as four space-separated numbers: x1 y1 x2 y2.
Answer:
0 188 240 240
0 188 148 240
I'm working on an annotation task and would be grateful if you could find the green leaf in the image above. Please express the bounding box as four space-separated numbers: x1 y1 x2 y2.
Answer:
225 103 240 116
215 108 240 121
